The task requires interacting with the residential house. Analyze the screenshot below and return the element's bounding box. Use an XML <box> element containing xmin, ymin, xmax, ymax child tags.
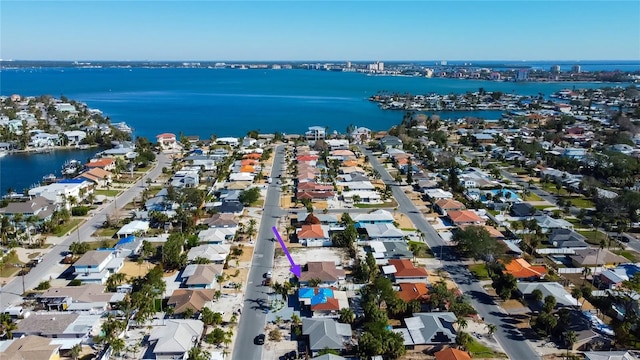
<box><xmin>187</xmin><ymin>244</ymin><xmax>230</xmax><ymax>264</ymax></box>
<box><xmin>342</xmin><ymin>190</ymin><xmax>381</xmax><ymax>204</ymax></box>
<box><xmin>39</xmin><ymin>284</ymin><xmax>124</xmax><ymax>312</ymax></box>
<box><xmin>599</xmin><ymin>264</ymin><xmax>640</xmax><ymax>289</ymax></box>
<box><xmin>325</xmin><ymin>139</ymin><xmax>350</xmax><ymax>151</ymax></box>
<box><xmin>393</xmin><ymin>312</ymin><xmax>457</xmax><ymax>347</ymax></box>
<box><xmin>434</xmin><ymin>199</ymin><xmax>465</xmax><ymax>215</ymax></box>
<box><xmin>354</xmin><ymin>209</ymin><xmax>394</xmax><ymax>226</ymax></box>
<box><xmin>387</xmin><ymin>259</ymin><xmax>429</xmax><ymax>283</ymax></box>
<box><xmin>149</xmin><ymin>320</ymin><xmax>204</xmax><ymax>360</ymax></box>
<box><xmin>156</xmin><ymin>133</ymin><xmax>179</xmax><ymax>151</ymax></box>
<box><xmin>300</xmin><ymin>262</ymin><xmax>346</xmax><ymax>286</ymax></box>
<box><xmin>28</xmin><ymin>180</ymin><xmax>92</xmax><ymax>209</ymax></box>
<box><xmin>380</xmin><ymin>135</ymin><xmax>403</xmax><ymax>150</ymax></box>
<box><xmin>547</xmin><ymin>228</ymin><xmax>589</xmax><ymax>249</ymax></box>
<box><xmin>85</xmin><ymin>158</ymin><xmax>116</xmax><ymax>171</ymax></box>
<box><xmin>569</xmin><ymin>248</ymin><xmax>628</xmax><ymax>267</ymax></box>
<box><xmin>302</xmin><ymin>318</ymin><xmax>352</xmax><ymax>356</ymax></box>
<box><xmin>363</xmin><ymin>223</ymin><xmax>404</xmax><ymax>241</ymax></box>
<box><xmin>446</xmin><ymin>210</ymin><xmax>485</xmax><ymax>226</ymax></box>
<box><xmin>181</xmin><ymin>264</ymin><xmax>224</xmax><ymax>289</ymax></box>
<box><xmin>63</xmin><ymin>130</ymin><xmax>87</xmax><ymax>144</ymax></box>
<box><xmin>116</xmin><ymin>220</ymin><xmax>149</xmax><ymax>238</ymax></box>
<box><xmin>1</xmin><ymin>196</ymin><xmax>54</xmax><ymax>221</ymax></box>
<box><xmin>503</xmin><ymin>258</ymin><xmax>547</xmax><ymax>280</ymax></box>
<box><xmin>297</xmin><ymin>224</ymin><xmax>332</xmax><ymax>247</ymax></box>
<box><xmin>170</xmin><ymin>169</ymin><xmax>199</xmax><ymax>188</ymax></box>
<box><xmin>298</xmin><ymin>287</ymin><xmax>349</xmax><ymax>318</ymax></box>
<box><xmin>14</xmin><ymin>313</ymin><xmax>101</xmax><ymax>341</ymax></box>
<box><xmin>216</xmin><ymin>137</ymin><xmax>239</xmax><ymax>147</ymax></box>
<box><xmin>510</xmin><ymin>203</ymin><xmax>536</xmax><ymax>218</ymax></box>
<box><xmin>424</xmin><ymin>188</ymin><xmax>454</xmax><ymax>201</ymax></box>
<box><xmin>435</xmin><ymin>348</ymin><xmax>472</xmax><ymax>360</ymax></box>
<box><xmin>76</xmin><ymin>168</ymin><xmax>112</xmax><ymax>187</ymax></box>
<box><xmin>297</xmin><ymin>190</ymin><xmax>336</xmax><ymax>202</ymax></box>
<box><xmin>167</xmin><ymin>289</ymin><xmax>216</xmax><ymax>314</ymax></box>
<box><xmin>73</xmin><ymin>250</ymin><xmax>124</xmax><ymax>284</ymax></box>
<box><xmin>0</xmin><ymin>335</ymin><xmax>61</xmax><ymax>360</ymax></box>
<box><xmin>312</xmin><ymin>355</ymin><xmax>346</xmax><ymax>360</ymax></box>
<box><xmin>350</xmin><ymin>126</ymin><xmax>372</xmax><ymax>144</ymax></box>
<box><xmin>198</xmin><ymin>226</ymin><xmax>236</xmax><ymax>243</ymax></box>
<box><xmin>305</xmin><ymin>126</ymin><xmax>326</xmax><ymax>141</ymax></box>
<box><xmin>397</xmin><ymin>283</ymin><xmax>430</xmax><ymax>303</ymax></box>
<box><xmin>517</xmin><ymin>282</ymin><xmax>578</xmax><ymax>308</ymax></box>
<box><xmin>297</xmin><ymin>212</ymin><xmax>339</xmax><ymax>226</ymax></box>
<box><xmin>533</xmin><ymin>215</ymin><xmax>574</xmax><ymax>233</ymax></box>
<box><xmin>215</xmin><ymin>200</ymin><xmax>244</xmax><ymax>215</ymax></box>
<box><xmin>202</xmin><ymin>213</ymin><xmax>238</xmax><ymax>228</ymax></box>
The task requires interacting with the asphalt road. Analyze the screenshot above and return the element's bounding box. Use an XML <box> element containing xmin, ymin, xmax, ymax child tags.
<box><xmin>0</xmin><ymin>152</ymin><xmax>171</xmax><ymax>311</ymax></box>
<box><xmin>362</xmin><ymin>146</ymin><xmax>541</xmax><ymax>360</ymax></box>
<box><xmin>233</xmin><ymin>144</ymin><xmax>286</xmax><ymax>360</ymax></box>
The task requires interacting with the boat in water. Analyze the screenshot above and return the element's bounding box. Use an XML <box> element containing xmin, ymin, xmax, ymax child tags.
<box><xmin>62</xmin><ymin>159</ymin><xmax>83</xmax><ymax>177</ymax></box>
<box><xmin>42</xmin><ymin>173</ymin><xmax>58</xmax><ymax>184</ymax></box>
<box><xmin>0</xmin><ymin>150</ymin><xmax>7</xmax><ymax>158</ymax></box>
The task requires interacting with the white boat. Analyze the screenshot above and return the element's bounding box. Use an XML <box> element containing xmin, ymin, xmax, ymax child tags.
<box><xmin>0</xmin><ymin>150</ymin><xmax>7</xmax><ymax>158</ymax></box>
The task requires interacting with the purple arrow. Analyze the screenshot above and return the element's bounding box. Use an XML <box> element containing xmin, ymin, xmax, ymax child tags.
<box><xmin>272</xmin><ymin>226</ymin><xmax>301</xmax><ymax>277</ymax></box>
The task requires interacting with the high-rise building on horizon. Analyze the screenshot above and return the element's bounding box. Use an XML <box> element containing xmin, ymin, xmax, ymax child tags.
<box><xmin>571</xmin><ymin>65</ymin><xmax>581</xmax><ymax>73</ymax></box>
<box><xmin>550</xmin><ymin>65</ymin><xmax>561</xmax><ymax>74</ymax></box>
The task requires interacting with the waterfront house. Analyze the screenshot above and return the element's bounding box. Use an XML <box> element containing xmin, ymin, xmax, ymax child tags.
<box><xmin>73</xmin><ymin>250</ymin><xmax>124</xmax><ymax>284</ymax></box>
<box><xmin>387</xmin><ymin>259</ymin><xmax>429</xmax><ymax>283</ymax></box>
<box><xmin>77</xmin><ymin>168</ymin><xmax>112</xmax><ymax>187</ymax></box>
<box><xmin>299</xmin><ymin>261</ymin><xmax>346</xmax><ymax>286</ymax></box>
<box><xmin>63</xmin><ymin>130</ymin><xmax>87</xmax><ymax>144</ymax></box>
<box><xmin>393</xmin><ymin>312</ymin><xmax>457</xmax><ymax>347</ymax></box>
<box><xmin>0</xmin><ymin>335</ymin><xmax>61</xmax><ymax>360</ymax></box>
<box><xmin>149</xmin><ymin>319</ymin><xmax>204</xmax><ymax>360</ymax></box>
<box><xmin>351</xmin><ymin>126</ymin><xmax>372</xmax><ymax>143</ymax></box>
<box><xmin>85</xmin><ymin>158</ymin><xmax>116</xmax><ymax>171</ymax></box>
<box><xmin>216</xmin><ymin>137</ymin><xmax>239</xmax><ymax>146</ymax></box>
<box><xmin>156</xmin><ymin>133</ymin><xmax>179</xmax><ymax>151</ymax></box>
<box><xmin>181</xmin><ymin>264</ymin><xmax>223</xmax><ymax>289</ymax></box>
<box><xmin>305</xmin><ymin>126</ymin><xmax>326</xmax><ymax>141</ymax></box>
<box><xmin>167</xmin><ymin>289</ymin><xmax>216</xmax><ymax>314</ymax></box>
<box><xmin>302</xmin><ymin>318</ymin><xmax>352</xmax><ymax>356</ymax></box>
<box><xmin>28</xmin><ymin>180</ymin><xmax>92</xmax><ymax>209</ymax></box>
<box><xmin>29</xmin><ymin>132</ymin><xmax>60</xmax><ymax>148</ymax></box>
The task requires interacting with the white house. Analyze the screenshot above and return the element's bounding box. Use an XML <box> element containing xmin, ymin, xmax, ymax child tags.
<box><xmin>73</xmin><ymin>250</ymin><xmax>124</xmax><ymax>284</ymax></box>
<box><xmin>63</xmin><ymin>130</ymin><xmax>87</xmax><ymax>144</ymax></box>
<box><xmin>28</xmin><ymin>179</ymin><xmax>92</xmax><ymax>209</ymax></box>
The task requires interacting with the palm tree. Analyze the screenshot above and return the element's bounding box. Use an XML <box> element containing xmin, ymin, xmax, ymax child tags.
<box><xmin>486</xmin><ymin>323</ymin><xmax>497</xmax><ymax>336</ymax></box>
<box><xmin>456</xmin><ymin>317</ymin><xmax>468</xmax><ymax>331</ymax></box>
<box><xmin>247</xmin><ymin>219</ymin><xmax>257</xmax><ymax>240</ymax></box>
<box><xmin>338</xmin><ymin>308</ymin><xmax>355</xmax><ymax>324</ymax></box>
<box><xmin>70</xmin><ymin>344</ymin><xmax>82</xmax><ymax>360</ymax></box>
<box><xmin>564</xmin><ymin>330</ymin><xmax>577</xmax><ymax>356</ymax></box>
<box><xmin>571</xmin><ymin>287</ymin><xmax>583</xmax><ymax>308</ymax></box>
<box><xmin>582</xmin><ymin>267</ymin><xmax>592</xmax><ymax>285</ymax></box>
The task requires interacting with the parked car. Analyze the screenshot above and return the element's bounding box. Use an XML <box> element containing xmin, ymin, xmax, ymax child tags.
<box><xmin>254</xmin><ymin>334</ymin><xmax>266</xmax><ymax>345</ymax></box>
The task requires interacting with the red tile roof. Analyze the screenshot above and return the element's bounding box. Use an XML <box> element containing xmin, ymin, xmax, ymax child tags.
<box><xmin>388</xmin><ymin>259</ymin><xmax>428</xmax><ymax>278</ymax></box>
<box><xmin>447</xmin><ymin>210</ymin><xmax>484</xmax><ymax>225</ymax></box>
<box><xmin>503</xmin><ymin>258</ymin><xmax>547</xmax><ymax>279</ymax></box>
<box><xmin>311</xmin><ymin>297</ymin><xmax>340</xmax><ymax>311</ymax></box>
<box><xmin>298</xmin><ymin>224</ymin><xmax>326</xmax><ymax>239</ymax></box>
<box><xmin>156</xmin><ymin>133</ymin><xmax>176</xmax><ymax>139</ymax></box>
<box><xmin>435</xmin><ymin>199</ymin><xmax>465</xmax><ymax>210</ymax></box>
<box><xmin>85</xmin><ymin>158</ymin><xmax>115</xmax><ymax>168</ymax></box>
<box><xmin>397</xmin><ymin>283</ymin><xmax>429</xmax><ymax>302</ymax></box>
<box><xmin>435</xmin><ymin>348</ymin><xmax>472</xmax><ymax>360</ymax></box>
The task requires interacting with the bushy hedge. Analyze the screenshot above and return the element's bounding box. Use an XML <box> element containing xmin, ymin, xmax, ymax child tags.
<box><xmin>71</xmin><ymin>206</ymin><xmax>89</xmax><ymax>216</ymax></box>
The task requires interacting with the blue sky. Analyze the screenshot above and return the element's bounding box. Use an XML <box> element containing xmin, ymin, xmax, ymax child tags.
<box><xmin>2</xmin><ymin>1</ymin><xmax>639</xmax><ymax>61</ymax></box>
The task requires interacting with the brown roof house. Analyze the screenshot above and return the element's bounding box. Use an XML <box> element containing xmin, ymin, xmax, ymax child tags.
<box><xmin>446</xmin><ymin>210</ymin><xmax>485</xmax><ymax>226</ymax></box>
<box><xmin>202</xmin><ymin>213</ymin><xmax>238</xmax><ymax>228</ymax></box>
<box><xmin>14</xmin><ymin>313</ymin><xmax>101</xmax><ymax>339</ymax></box>
<box><xmin>387</xmin><ymin>259</ymin><xmax>429</xmax><ymax>283</ymax></box>
<box><xmin>181</xmin><ymin>264</ymin><xmax>224</xmax><ymax>289</ymax></box>
<box><xmin>167</xmin><ymin>289</ymin><xmax>216</xmax><ymax>314</ymax></box>
<box><xmin>39</xmin><ymin>283</ymin><xmax>123</xmax><ymax>312</ymax></box>
<box><xmin>76</xmin><ymin>168</ymin><xmax>112</xmax><ymax>187</ymax></box>
<box><xmin>299</xmin><ymin>261</ymin><xmax>346</xmax><ymax>286</ymax></box>
<box><xmin>434</xmin><ymin>199</ymin><xmax>465</xmax><ymax>215</ymax></box>
<box><xmin>0</xmin><ymin>335</ymin><xmax>61</xmax><ymax>360</ymax></box>
<box><xmin>569</xmin><ymin>248</ymin><xmax>629</xmax><ymax>267</ymax></box>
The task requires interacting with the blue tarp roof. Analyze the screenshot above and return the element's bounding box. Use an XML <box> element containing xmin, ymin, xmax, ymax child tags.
<box><xmin>299</xmin><ymin>288</ymin><xmax>315</xmax><ymax>299</ymax></box>
<box><xmin>116</xmin><ymin>235</ymin><xmax>135</xmax><ymax>246</ymax></box>
<box><xmin>310</xmin><ymin>293</ymin><xmax>328</xmax><ymax>306</ymax></box>
<box><xmin>317</xmin><ymin>288</ymin><xmax>333</xmax><ymax>297</ymax></box>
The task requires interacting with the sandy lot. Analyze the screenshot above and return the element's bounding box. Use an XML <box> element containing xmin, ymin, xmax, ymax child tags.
<box><xmin>394</xmin><ymin>213</ymin><xmax>416</xmax><ymax>229</ymax></box>
<box><xmin>119</xmin><ymin>259</ymin><xmax>152</xmax><ymax>278</ymax></box>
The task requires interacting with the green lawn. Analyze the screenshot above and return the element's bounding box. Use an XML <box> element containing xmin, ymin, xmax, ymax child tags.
<box><xmin>401</xmin><ymin>228</ymin><xmax>417</xmax><ymax>232</ymax></box>
<box><xmin>407</xmin><ymin>241</ymin><xmax>434</xmax><ymax>258</ymax></box>
<box><xmin>54</xmin><ymin>219</ymin><xmax>83</xmax><ymax>237</ymax></box>
<box><xmin>94</xmin><ymin>189</ymin><xmax>120</xmax><ymax>197</ymax></box>
<box><xmin>0</xmin><ymin>251</ymin><xmax>23</xmax><ymax>277</ymax></box>
<box><xmin>354</xmin><ymin>199</ymin><xmax>398</xmax><ymax>209</ymax></box>
<box><xmin>84</xmin><ymin>239</ymin><xmax>119</xmax><ymax>250</ymax></box>
<box><xmin>93</xmin><ymin>228</ymin><xmax>118</xmax><ymax>238</ymax></box>
<box><xmin>467</xmin><ymin>338</ymin><xmax>506</xmax><ymax>358</ymax></box>
<box><xmin>613</xmin><ymin>250</ymin><xmax>639</xmax><ymax>262</ymax></box>
<box><xmin>522</xmin><ymin>192</ymin><xmax>543</xmax><ymax>201</ymax></box>
<box><xmin>563</xmin><ymin>196</ymin><xmax>595</xmax><ymax>209</ymax></box>
<box><xmin>540</xmin><ymin>182</ymin><xmax>570</xmax><ymax>196</ymax></box>
<box><xmin>577</xmin><ymin>230</ymin><xmax>609</xmax><ymax>245</ymax></box>
<box><xmin>468</xmin><ymin>263</ymin><xmax>490</xmax><ymax>280</ymax></box>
